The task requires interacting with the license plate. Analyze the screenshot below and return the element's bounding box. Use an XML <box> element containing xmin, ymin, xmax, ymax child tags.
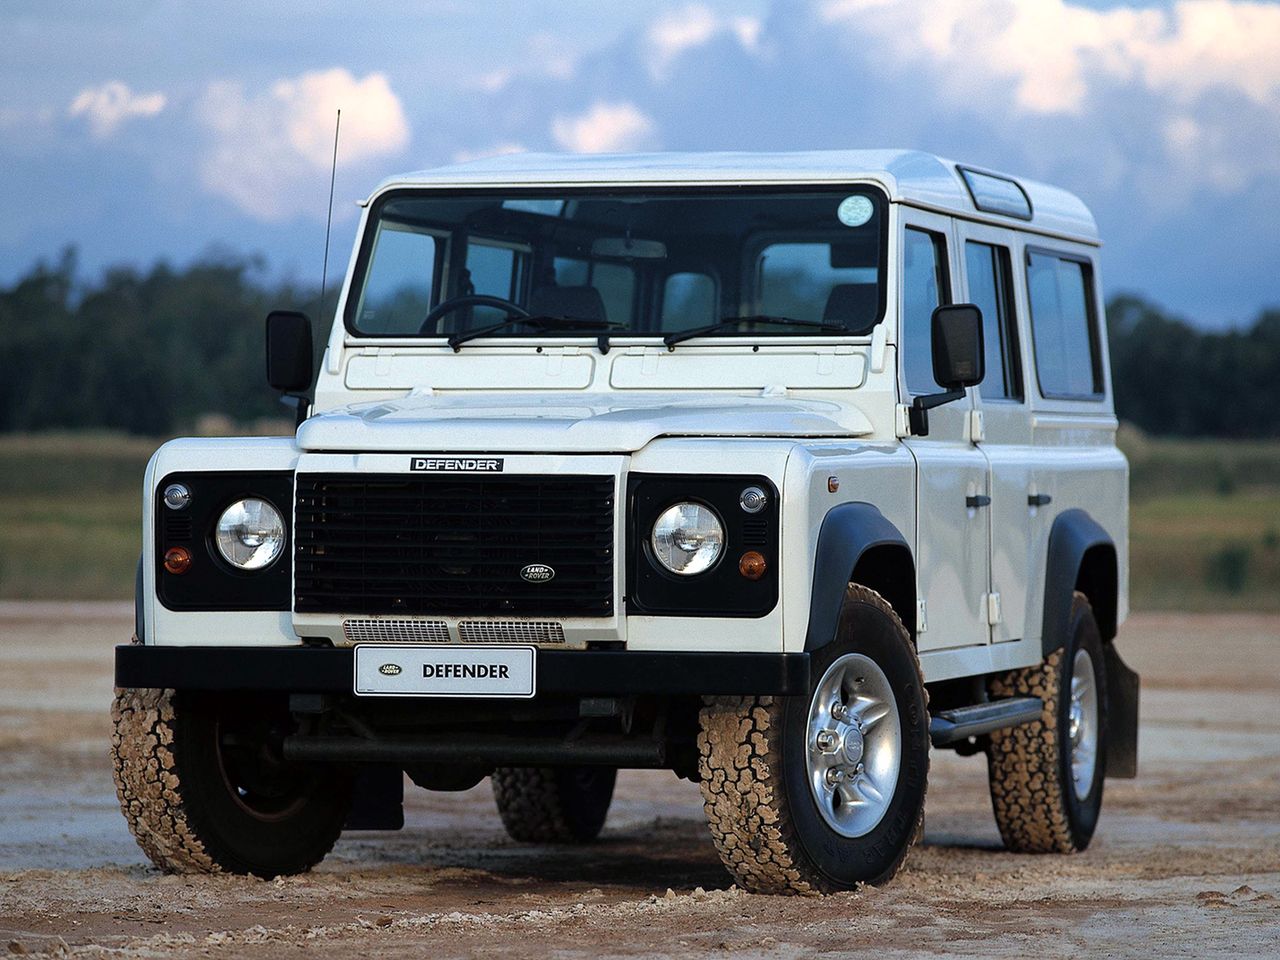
<box><xmin>353</xmin><ymin>644</ymin><xmax>536</xmax><ymax>698</ymax></box>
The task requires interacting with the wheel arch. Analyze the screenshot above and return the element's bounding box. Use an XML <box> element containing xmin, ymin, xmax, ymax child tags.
<box><xmin>1042</xmin><ymin>508</ymin><xmax>1118</xmax><ymax>657</ymax></box>
<box><xmin>804</xmin><ymin>502</ymin><xmax>916</xmax><ymax>651</ymax></box>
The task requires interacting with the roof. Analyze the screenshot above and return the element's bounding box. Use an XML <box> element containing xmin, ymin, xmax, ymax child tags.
<box><xmin>370</xmin><ymin>149</ymin><xmax>1099</xmax><ymax>244</ymax></box>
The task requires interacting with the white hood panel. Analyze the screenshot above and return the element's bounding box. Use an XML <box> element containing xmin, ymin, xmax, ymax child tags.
<box><xmin>297</xmin><ymin>391</ymin><xmax>872</xmax><ymax>453</ymax></box>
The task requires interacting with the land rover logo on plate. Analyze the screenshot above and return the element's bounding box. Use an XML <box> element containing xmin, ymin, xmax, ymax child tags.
<box><xmin>379</xmin><ymin>663</ymin><xmax>403</xmax><ymax>676</ymax></box>
<box><xmin>520</xmin><ymin>563</ymin><xmax>555</xmax><ymax>583</ymax></box>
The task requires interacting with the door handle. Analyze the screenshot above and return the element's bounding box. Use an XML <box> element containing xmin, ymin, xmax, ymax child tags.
<box><xmin>1028</xmin><ymin>493</ymin><xmax>1052</xmax><ymax>507</ymax></box>
<box><xmin>966</xmin><ymin>494</ymin><xmax>991</xmax><ymax>509</ymax></box>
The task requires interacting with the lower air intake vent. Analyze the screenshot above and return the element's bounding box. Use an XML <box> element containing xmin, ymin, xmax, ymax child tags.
<box><xmin>458</xmin><ymin>621</ymin><xmax>566</xmax><ymax>644</ymax></box>
<box><xmin>343</xmin><ymin>619</ymin><xmax>451</xmax><ymax>644</ymax></box>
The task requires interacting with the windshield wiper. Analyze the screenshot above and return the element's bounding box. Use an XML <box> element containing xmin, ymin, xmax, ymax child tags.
<box><xmin>662</xmin><ymin>315</ymin><xmax>848</xmax><ymax>349</ymax></box>
<box><xmin>448</xmin><ymin>315</ymin><xmax>625</xmax><ymax>352</ymax></box>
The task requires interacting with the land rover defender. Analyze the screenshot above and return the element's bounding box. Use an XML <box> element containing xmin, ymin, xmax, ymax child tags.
<box><xmin>112</xmin><ymin>150</ymin><xmax>1139</xmax><ymax>893</ymax></box>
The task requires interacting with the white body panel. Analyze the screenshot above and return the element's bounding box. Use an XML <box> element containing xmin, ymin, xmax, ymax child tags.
<box><xmin>141</xmin><ymin>150</ymin><xmax>1127</xmax><ymax>691</ymax></box>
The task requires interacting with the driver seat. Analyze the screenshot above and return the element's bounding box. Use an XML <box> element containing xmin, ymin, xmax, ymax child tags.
<box><xmin>528</xmin><ymin>285</ymin><xmax>608</xmax><ymax>322</ymax></box>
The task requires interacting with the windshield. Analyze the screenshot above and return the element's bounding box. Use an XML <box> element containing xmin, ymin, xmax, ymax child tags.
<box><xmin>346</xmin><ymin>186</ymin><xmax>887</xmax><ymax>340</ymax></box>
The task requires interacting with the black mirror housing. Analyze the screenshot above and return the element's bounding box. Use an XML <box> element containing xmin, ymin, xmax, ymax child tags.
<box><xmin>266</xmin><ymin>310</ymin><xmax>314</xmax><ymax>393</ymax></box>
<box><xmin>931</xmin><ymin>303</ymin><xmax>985</xmax><ymax>390</ymax></box>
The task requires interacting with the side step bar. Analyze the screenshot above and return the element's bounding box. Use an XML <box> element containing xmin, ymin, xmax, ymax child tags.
<box><xmin>929</xmin><ymin>697</ymin><xmax>1043</xmax><ymax>746</ymax></box>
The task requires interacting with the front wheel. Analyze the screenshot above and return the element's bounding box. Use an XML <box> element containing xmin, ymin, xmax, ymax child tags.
<box><xmin>986</xmin><ymin>591</ymin><xmax>1108</xmax><ymax>853</ymax></box>
<box><xmin>111</xmin><ymin>688</ymin><xmax>352</xmax><ymax>877</ymax></box>
<box><xmin>697</xmin><ymin>584</ymin><xmax>929</xmax><ymax>894</ymax></box>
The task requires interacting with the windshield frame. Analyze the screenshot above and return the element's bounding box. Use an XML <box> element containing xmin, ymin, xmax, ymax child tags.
<box><xmin>341</xmin><ymin>182</ymin><xmax>891</xmax><ymax>342</ymax></box>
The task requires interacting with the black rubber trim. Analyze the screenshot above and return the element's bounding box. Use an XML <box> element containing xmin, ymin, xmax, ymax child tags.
<box><xmin>1041</xmin><ymin>508</ymin><xmax>1117</xmax><ymax>656</ymax></box>
<box><xmin>804</xmin><ymin>502</ymin><xmax>913</xmax><ymax>650</ymax></box>
<box><xmin>116</xmin><ymin>645</ymin><xmax>809</xmax><ymax>697</ymax></box>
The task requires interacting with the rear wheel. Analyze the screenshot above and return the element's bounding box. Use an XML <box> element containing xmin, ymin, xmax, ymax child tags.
<box><xmin>697</xmin><ymin>584</ymin><xmax>929</xmax><ymax>894</ymax></box>
<box><xmin>111</xmin><ymin>688</ymin><xmax>352</xmax><ymax>877</ymax></box>
<box><xmin>986</xmin><ymin>591</ymin><xmax>1108</xmax><ymax>853</ymax></box>
<box><xmin>490</xmin><ymin>766</ymin><xmax>617</xmax><ymax>842</ymax></box>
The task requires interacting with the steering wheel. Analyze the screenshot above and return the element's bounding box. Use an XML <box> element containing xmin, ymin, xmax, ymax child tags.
<box><xmin>419</xmin><ymin>294</ymin><xmax>529</xmax><ymax>334</ymax></box>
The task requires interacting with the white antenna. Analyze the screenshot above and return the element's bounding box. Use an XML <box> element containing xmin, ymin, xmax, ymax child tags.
<box><xmin>319</xmin><ymin>109</ymin><xmax>341</xmax><ymax>320</ymax></box>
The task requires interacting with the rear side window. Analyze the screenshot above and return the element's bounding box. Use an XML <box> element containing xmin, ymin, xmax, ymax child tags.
<box><xmin>1026</xmin><ymin>251</ymin><xmax>1102</xmax><ymax>398</ymax></box>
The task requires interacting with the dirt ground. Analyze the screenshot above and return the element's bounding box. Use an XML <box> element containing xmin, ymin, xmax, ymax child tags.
<box><xmin>1</xmin><ymin>604</ymin><xmax>1277</xmax><ymax>958</ymax></box>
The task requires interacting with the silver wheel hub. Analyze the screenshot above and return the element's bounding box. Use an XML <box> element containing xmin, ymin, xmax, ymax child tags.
<box><xmin>805</xmin><ymin>653</ymin><xmax>901</xmax><ymax>838</ymax></box>
<box><xmin>1068</xmin><ymin>648</ymin><xmax>1099</xmax><ymax>800</ymax></box>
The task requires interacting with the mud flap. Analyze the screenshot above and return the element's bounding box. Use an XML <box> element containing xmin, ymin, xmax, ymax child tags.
<box><xmin>344</xmin><ymin>763</ymin><xmax>405</xmax><ymax>831</ymax></box>
<box><xmin>1104</xmin><ymin>645</ymin><xmax>1140</xmax><ymax>779</ymax></box>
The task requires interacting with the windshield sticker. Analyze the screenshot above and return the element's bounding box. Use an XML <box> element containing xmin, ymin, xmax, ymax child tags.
<box><xmin>837</xmin><ymin>195</ymin><xmax>874</xmax><ymax>227</ymax></box>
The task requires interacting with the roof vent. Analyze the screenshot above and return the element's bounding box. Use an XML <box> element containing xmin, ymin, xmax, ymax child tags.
<box><xmin>957</xmin><ymin>167</ymin><xmax>1032</xmax><ymax>221</ymax></box>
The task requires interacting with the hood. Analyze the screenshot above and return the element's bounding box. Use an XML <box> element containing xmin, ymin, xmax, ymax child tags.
<box><xmin>297</xmin><ymin>391</ymin><xmax>873</xmax><ymax>453</ymax></box>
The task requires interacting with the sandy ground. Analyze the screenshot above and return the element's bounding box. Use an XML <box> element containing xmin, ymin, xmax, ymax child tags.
<box><xmin>0</xmin><ymin>603</ymin><xmax>1277</xmax><ymax>958</ymax></box>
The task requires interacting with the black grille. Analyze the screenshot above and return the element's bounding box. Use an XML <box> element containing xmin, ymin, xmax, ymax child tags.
<box><xmin>294</xmin><ymin>474</ymin><xmax>614</xmax><ymax>616</ymax></box>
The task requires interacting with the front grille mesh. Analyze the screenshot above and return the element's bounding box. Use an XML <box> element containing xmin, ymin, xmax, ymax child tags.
<box><xmin>343</xmin><ymin>619</ymin><xmax>451</xmax><ymax>644</ymax></box>
<box><xmin>295</xmin><ymin>474</ymin><xmax>614</xmax><ymax>617</ymax></box>
<box><xmin>458</xmin><ymin>620</ymin><xmax>566</xmax><ymax>644</ymax></box>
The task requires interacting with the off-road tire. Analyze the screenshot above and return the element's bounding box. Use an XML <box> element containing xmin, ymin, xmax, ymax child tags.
<box><xmin>697</xmin><ymin>584</ymin><xmax>930</xmax><ymax>894</ymax></box>
<box><xmin>986</xmin><ymin>591</ymin><xmax>1108</xmax><ymax>853</ymax></box>
<box><xmin>491</xmin><ymin>766</ymin><xmax>617</xmax><ymax>843</ymax></box>
<box><xmin>111</xmin><ymin>687</ymin><xmax>352</xmax><ymax>877</ymax></box>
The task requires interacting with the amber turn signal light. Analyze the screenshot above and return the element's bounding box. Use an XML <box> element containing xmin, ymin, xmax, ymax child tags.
<box><xmin>164</xmin><ymin>546</ymin><xmax>192</xmax><ymax>575</ymax></box>
<box><xmin>738</xmin><ymin>550</ymin><xmax>767</xmax><ymax>581</ymax></box>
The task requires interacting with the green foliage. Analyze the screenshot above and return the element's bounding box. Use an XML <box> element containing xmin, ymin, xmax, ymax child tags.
<box><xmin>0</xmin><ymin>248</ymin><xmax>333</xmax><ymax>436</ymax></box>
<box><xmin>1205</xmin><ymin>544</ymin><xmax>1252</xmax><ymax>594</ymax></box>
<box><xmin>1107</xmin><ymin>294</ymin><xmax>1280</xmax><ymax>438</ymax></box>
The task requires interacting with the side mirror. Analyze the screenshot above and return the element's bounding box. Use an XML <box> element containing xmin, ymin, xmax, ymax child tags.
<box><xmin>908</xmin><ymin>303</ymin><xmax>984</xmax><ymax>436</ymax></box>
<box><xmin>265</xmin><ymin>310</ymin><xmax>313</xmax><ymax>393</ymax></box>
<box><xmin>931</xmin><ymin>303</ymin><xmax>985</xmax><ymax>390</ymax></box>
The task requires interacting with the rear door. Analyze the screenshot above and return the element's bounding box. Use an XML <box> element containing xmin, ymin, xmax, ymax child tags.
<box><xmin>955</xmin><ymin>221</ymin><xmax>1035</xmax><ymax>645</ymax></box>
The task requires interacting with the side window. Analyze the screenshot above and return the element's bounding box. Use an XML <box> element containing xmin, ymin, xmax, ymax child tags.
<box><xmin>355</xmin><ymin>225</ymin><xmax>439</xmax><ymax>334</ymax></box>
<box><xmin>902</xmin><ymin>228</ymin><xmax>949</xmax><ymax>396</ymax></box>
<box><xmin>757</xmin><ymin>242</ymin><xmax>880</xmax><ymax>332</ymax></box>
<box><xmin>964</xmin><ymin>241</ymin><xmax>1022</xmax><ymax>401</ymax></box>
<box><xmin>1026</xmin><ymin>251</ymin><xmax>1102</xmax><ymax>398</ymax></box>
<box><xmin>661</xmin><ymin>272</ymin><xmax>716</xmax><ymax>331</ymax></box>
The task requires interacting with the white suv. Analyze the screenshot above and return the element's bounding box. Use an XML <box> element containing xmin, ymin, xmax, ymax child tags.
<box><xmin>112</xmin><ymin>150</ymin><xmax>1138</xmax><ymax>893</ymax></box>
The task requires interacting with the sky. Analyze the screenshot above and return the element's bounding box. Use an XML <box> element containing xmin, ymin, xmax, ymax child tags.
<box><xmin>2</xmin><ymin>0</ymin><xmax>1278</xmax><ymax>329</ymax></box>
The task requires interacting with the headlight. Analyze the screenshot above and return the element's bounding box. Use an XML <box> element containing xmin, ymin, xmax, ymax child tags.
<box><xmin>215</xmin><ymin>498</ymin><xmax>285</xmax><ymax>570</ymax></box>
<box><xmin>651</xmin><ymin>502</ymin><xmax>724</xmax><ymax>576</ymax></box>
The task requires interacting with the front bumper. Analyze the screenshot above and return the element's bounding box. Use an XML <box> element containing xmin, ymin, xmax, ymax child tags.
<box><xmin>115</xmin><ymin>645</ymin><xmax>810</xmax><ymax>697</ymax></box>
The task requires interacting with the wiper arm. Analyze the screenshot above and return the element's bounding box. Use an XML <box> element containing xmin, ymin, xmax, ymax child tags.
<box><xmin>448</xmin><ymin>315</ymin><xmax>624</xmax><ymax>352</ymax></box>
<box><xmin>662</xmin><ymin>315</ymin><xmax>848</xmax><ymax>348</ymax></box>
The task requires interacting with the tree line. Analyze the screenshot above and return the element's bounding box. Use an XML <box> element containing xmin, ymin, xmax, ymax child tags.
<box><xmin>1</xmin><ymin>249</ymin><xmax>1276</xmax><ymax>438</ymax></box>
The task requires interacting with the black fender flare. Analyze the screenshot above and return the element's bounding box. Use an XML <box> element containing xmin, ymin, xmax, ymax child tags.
<box><xmin>1041</xmin><ymin>509</ymin><xmax>1117</xmax><ymax>658</ymax></box>
<box><xmin>804</xmin><ymin>502</ymin><xmax>914</xmax><ymax>651</ymax></box>
<box><xmin>1042</xmin><ymin>509</ymin><xmax>1137</xmax><ymax>779</ymax></box>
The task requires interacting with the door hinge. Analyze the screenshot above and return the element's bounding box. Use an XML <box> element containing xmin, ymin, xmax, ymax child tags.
<box><xmin>916</xmin><ymin>599</ymin><xmax>928</xmax><ymax>633</ymax></box>
<box><xmin>985</xmin><ymin>592</ymin><xmax>1003</xmax><ymax>625</ymax></box>
<box><xmin>967</xmin><ymin>408</ymin><xmax>985</xmax><ymax>443</ymax></box>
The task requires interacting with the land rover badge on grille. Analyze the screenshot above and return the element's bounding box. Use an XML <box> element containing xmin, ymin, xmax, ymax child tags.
<box><xmin>519</xmin><ymin>563</ymin><xmax>555</xmax><ymax>583</ymax></box>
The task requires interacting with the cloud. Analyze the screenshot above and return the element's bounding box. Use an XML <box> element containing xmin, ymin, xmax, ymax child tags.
<box><xmin>68</xmin><ymin>82</ymin><xmax>166</xmax><ymax>137</ymax></box>
<box><xmin>197</xmin><ymin>68</ymin><xmax>409</xmax><ymax>220</ymax></box>
<box><xmin>817</xmin><ymin>0</ymin><xmax>1280</xmax><ymax>117</ymax></box>
<box><xmin>644</xmin><ymin>4</ymin><xmax>763</xmax><ymax>80</ymax></box>
<box><xmin>551</xmin><ymin>101</ymin><xmax>658</xmax><ymax>153</ymax></box>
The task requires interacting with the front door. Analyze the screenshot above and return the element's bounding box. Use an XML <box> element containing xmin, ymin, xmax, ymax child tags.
<box><xmin>899</xmin><ymin>211</ymin><xmax>991</xmax><ymax>653</ymax></box>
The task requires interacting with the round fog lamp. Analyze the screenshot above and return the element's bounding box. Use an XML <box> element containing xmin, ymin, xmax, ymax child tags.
<box><xmin>651</xmin><ymin>502</ymin><xmax>724</xmax><ymax>576</ymax></box>
<box><xmin>215</xmin><ymin>498</ymin><xmax>285</xmax><ymax>570</ymax></box>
